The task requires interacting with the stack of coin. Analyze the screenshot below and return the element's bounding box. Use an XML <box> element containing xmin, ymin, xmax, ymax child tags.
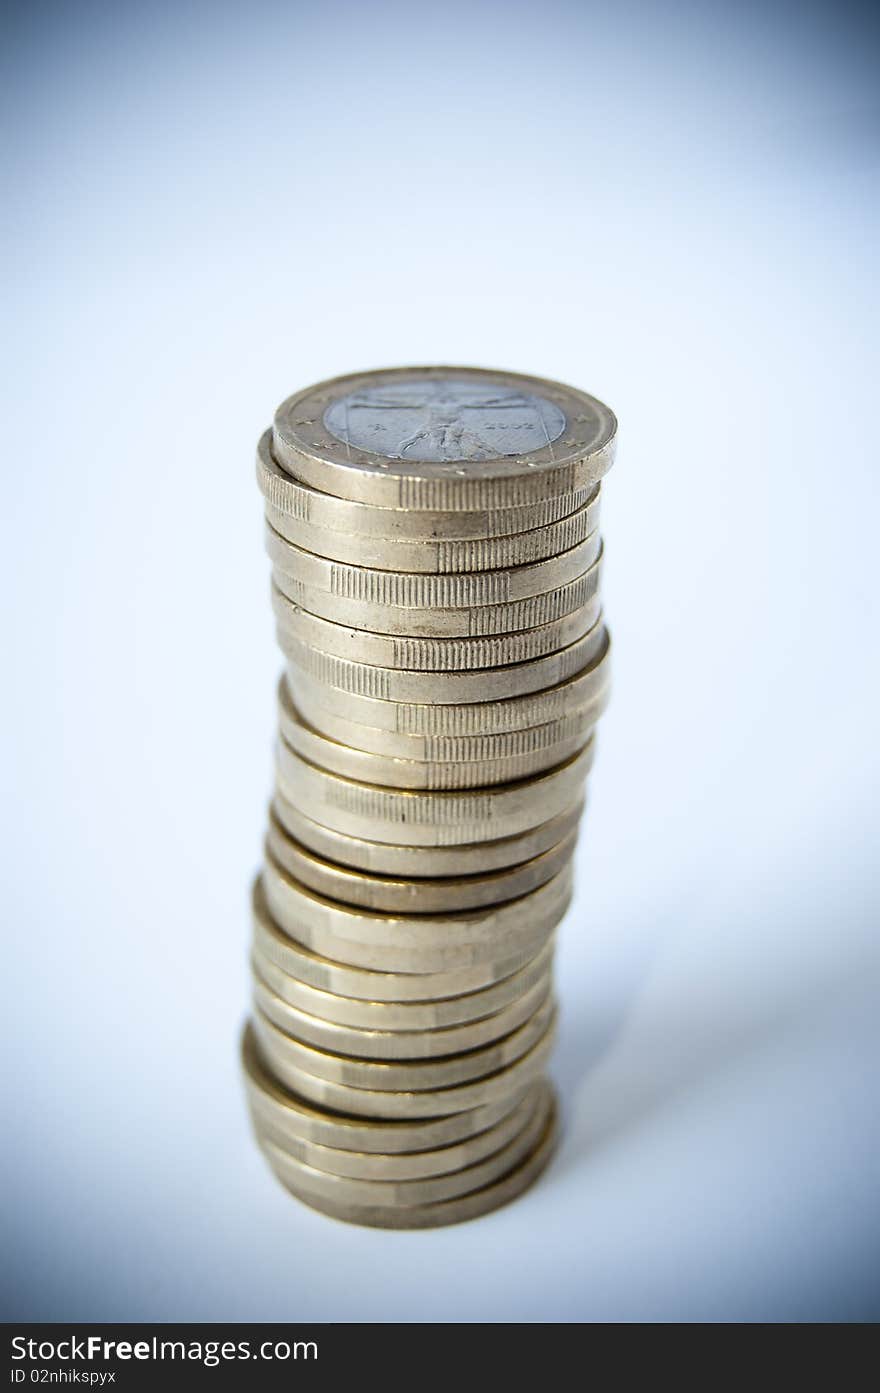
<box><xmin>244</xmin><ymin>367</ymin><xmax>617</xmax><ymax>1228</ymax></box>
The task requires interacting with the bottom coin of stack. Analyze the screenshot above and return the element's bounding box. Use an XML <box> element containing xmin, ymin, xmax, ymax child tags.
<box><xmin>244</xmin><ymin>365</ymin><xmax>617</xmax><ymax>1226</ymax></box>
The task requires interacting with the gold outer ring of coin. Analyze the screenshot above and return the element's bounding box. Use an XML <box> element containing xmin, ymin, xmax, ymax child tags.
<box><xmin>280</xmin><ymin>618</ymin><xmax>606</xmax><ymax>706</ymax></box>
<box><xmin>274</xmin><ymin>741</ymin><xmax>595</xmax><ymax>846</ymax></box>
<box><xmin>264</xmin><ymin>488</ymin><xmax>601</xmax><ymax>572</ymax></box>
<box><xmin>257</xmin><ymin>904</ymin><xmax>559</xmax><ymax>976</ymax></box>
<box><xmin>271</xmin><ymin>366</ymin><xmax>616</xmax><ymax>509</ymax></box>
<box><xmin>272</xmin><ymin>550</ymin><xmax>603</xmax><ymax>638</ymax></box>
<box><xmin>254</xmin><ymin>1017</ymin><xmax>557</xmax><ymax>1119</ymax></box>
<box><xmin>251</xmin><ymin>878</ymin><xmax>551</xmax><ymax>1002</ymax></box>
<box><xmin>266</xmin><ymin>521</ymin><xmax>602</xmax><ymax>609</ymax></box>
<box><xmin>261</xmin><ymin>852</ymin><xmax>573</xmax><ymax>950</ymax></box>
<box><xmin>242</xmin><ymin>1024</ymin><xmax>535</xmax><ymax>1154</ymax></box>
<box><xmin>246</xmin><ymin>1058</ymin><xmax>550</xmax><ymax>1180</ymax></box>
<box><xmin>271</xmin><ymin>580</ymin><xmax>602</xmax><ymax>671</ymax></box>
<box><xmin>271</xmin><ymin>792</ymin><xmax>585</xmax><ymax>876</ymax></box>
<box><xmin>257</xmin><ymin>429</ymin><xmax>599</xmax><ymax>541</ymax></box>
<box><xmin>259</xmin><ymin>1098</ymin><xmax>559</xmax><ymax>1228</ymax></box>
<box><xmin>265</xmin><ymin>807</ymin><xmax>577</xmax><ymax>912</ymax></box>
<box><xmin>259</xmin><ymin>870</ymin><xmax>570</xmax><ymax>974</ymax></box>
<box><xmin>251</xmin><ymin>957</ymin><xmax>553</xmax><ymax>1060</ymax></box>
<box><xmin>247</xmin><ymin>1086</ymin><xmax>546</xmax><ymax>1183</ymax></box>
<box><xmin>283</xmin><ymin>635</ymin><xmax>610</xmax><ymax>736</ymax></box>
<box><xmin>251</xmin><ymin>1083</ymin><xmax>553</xmax><ymax>1208</ymax></box>
<box><xmin>248</xmin><ymin>1078</ymin><xmax>550</xmax><ymax>1184</ymax></box>
<box><xmin>251</xmin><ymin>936</ymin><xmax>556</xmax><ymax>1032</ymax></box>
<box><xmin>285</xmin><ymin>689</ymin><xmax>608</xmax><ymax>763</ymax></box>
<box><xmin>277</xmin><ymin>690</ymin><xmax>596</xmax><ymax>792</ymax></box>
<box><xmin>252</xmin><ymin>993</ymin><xmax>556</xmax><ymax>1091</ymax></box>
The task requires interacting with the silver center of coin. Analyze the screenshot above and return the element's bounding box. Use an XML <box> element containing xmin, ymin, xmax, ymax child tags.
<box><xmin>323</xmin><ymin>378</ymin><xmax>567</xmax><ymax>462</ymax></box>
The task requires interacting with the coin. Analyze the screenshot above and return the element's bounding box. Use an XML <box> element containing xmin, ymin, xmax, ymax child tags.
<box><xmin>265</xmin><ymin>488</ymin><xmax>600</xmax><ymax>572</ymax></box>
<box><xmin>259</xmin><ymin>861</ymin><xmax>571</xmax><ymax>973</ymax></box>
<box><xmin>259</xmin><ymin>1095</ymin><xmax>559</xmax><ymax>1228</ymax></box>
<box><xmin>252</xmin><ymin>1083</ymin><xmax>552</xmax><ymax>1207</ymax></box>
<box><xmin>252</xmin><ymin>993</ymin><xmax>556</xmax><ymax>1090</ymax></box>
<box><xmin>267</xmin><ymin>522</ymin><xmax>601</xmax><ymax>609</ymax></box>
<box><xmin>242</xmin><ymin>1024</ymin><xmax>533</xmax><ymax>1154</ymax></box>
<box><xmin>252</xmin><ymin>878</ymin><xmax>550</xmax><ymax>1002</ymax></box>
<box><xmin>257</xmin><ymin>901</ymin><xmax>557</xmax><ymax>976</ymax></box>
<box><xmin>257</xmin><ymin>430</ymin><xmax>598</xmax><ymax>540</ymax></box>
<box><xmin>247</xmin><ymin>1053</ymin><xmax>548</xmax><ymax>1179</ymax></box>
<box><xmin>285</xmin><ymin>691</ymin><xmax>608</xmax><ymax>764</ymax></box>
<box><xmin>280</xmin><ymin>620</ymin><xmax>606</xmax><ymax>705</ymax></box>
<box><xmin>251</xmin><ymin>937</ymin><xmax>556</xmax><ymax>1032</ymax></box>
<box><xmin>260</xmin><ymin>1101</ymin><xmax>558</xmax><ymax>1228</ymax></box>
<box><xmin>271</xmin><ymin>792</ymin><xmax>585</xmax><ymax>876</ymax></box>
<box><xmin>254</xmin><ymin>1008</ymin><xmax>556</xmax><ymax>1118</ymax></box>
<box><xmin>283</xmin><ymin>634</ymin><xmax>610</xmax><ymax>735</ymax></box>
<box><xmin>265</xmin><ymin>807</ymin><xmax>577</xmax><ymax>912</ymax></box>
<box><xmin>274</xmin><ymin>741</ymin><xmax>595</xmax><ymax>845</ymax></box>
<box><xmin>251</xmin><ymin>959</ymin><xmax>552</xmax><ymax>1059</ymax></box>
<box><xmin>271</xmin><ymin>366</ymin><xmax>616</xmax><ymax>509</ymax></box>
<box><xmin>271</xmin><ymin>581</ymin><xmax>602</xmax><ymax>671</ymax></box>
<box><xmin>272</xmin><ymin>550</ymin><xmax>603</xmax><ymax>637</ymax></box>
<box><xmin>261</xmin><ymin>853</ymin><xmax>573</xmax><ymax>950</ymax></box>
<box><xmin>277</xmin><ymin>688</ymin><xmax>596</xmax><ymax>791</ymax></box>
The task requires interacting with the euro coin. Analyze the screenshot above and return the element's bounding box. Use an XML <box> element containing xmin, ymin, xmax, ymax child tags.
<box><xmin>251</xmin><ymin>960</ymin><xmax>552</xmax><ymax>1060</ymax></box>
<box><xmin>271</xmin><ymin>366</ymin><xmax>616</xmax><ymax>509</ymax></box>
<box><xmin>265</xmin><ymin>806</ymin><xmax>577</xmax><ymax>911</ymax></box>
<box><xmin>251</xmin><ymin>936</ymin><xmax>556</xmax><ymax>1032</ymax></box>
<box><xmin>258</xmin><ymin>427</ymin><xmax>598</xmax><ymax>539</ymax></box>
<box><xmin>271</xmin><ymin>788</ymin><xmax>585</xmax><ymax>876</ymax></box>
<box><xmin>259</xmin><ymin>1100</ymin><xmax>558</xmax><ymax>1228</ymax></box>
<box><xmin>251</xmin><ymin>1083</ymin><xmax>553</xmax><ymax>1207</ymax></box>
<box><xmin>242</xmin><ymin>1024</ymin><xmax>535</xmax><ymax>1154</ymax></box>
<box><xmin>274</xmin><ymin>740</ymin><xmax>595</xmax><ymax>846</ymax></box>
<box><xmin>272</xmin><ymin>551</ymin><xmax>603</xmax><ymax>637</ymax></box>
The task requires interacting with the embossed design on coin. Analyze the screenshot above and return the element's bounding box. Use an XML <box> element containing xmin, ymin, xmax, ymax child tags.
<box><xmin>323</xmin><ymin>378</ymin><xmax>566</xmax><ymax>462</ymax></box>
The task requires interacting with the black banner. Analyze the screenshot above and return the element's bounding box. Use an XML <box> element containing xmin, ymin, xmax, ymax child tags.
<box><xmin>4</xmin><ymin>1325</ymin><xmax>559</xmax><ymax>1390</ymax></box>
<box><xmin>3</xmin><ymin>1319</ymin><xmax>868</xmax><ymax>1388</ymax></box>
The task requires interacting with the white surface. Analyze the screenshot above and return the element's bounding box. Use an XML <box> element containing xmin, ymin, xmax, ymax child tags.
<box><xmin>3</xmin><ymin>0</ymin><xmax>878</xmax><ymax>1321</ymax></box>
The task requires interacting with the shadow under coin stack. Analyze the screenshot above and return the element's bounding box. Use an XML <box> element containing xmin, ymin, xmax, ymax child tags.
<box><xmin>243</xmin><ymin>367</ymin><xmax>617</xmax><ymax>1227</ymax></box>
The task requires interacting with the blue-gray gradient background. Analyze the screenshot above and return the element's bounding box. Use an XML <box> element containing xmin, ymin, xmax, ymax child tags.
<box><xmin>2</xmin><ymin>0</ymin><xmax>878</xmax><ymax>1323</ymax></box>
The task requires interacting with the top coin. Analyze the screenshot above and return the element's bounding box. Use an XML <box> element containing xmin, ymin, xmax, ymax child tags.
<box><xmin>272</xmin><ymin>366</ymin><xmax>617</xmax><ymax>510</ymax></box>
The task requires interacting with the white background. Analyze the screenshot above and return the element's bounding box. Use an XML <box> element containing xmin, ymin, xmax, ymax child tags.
<box><xmin>3</xmin><ymin>0</ymin><xmax>879</xmax><ymax>1320</ymax></box>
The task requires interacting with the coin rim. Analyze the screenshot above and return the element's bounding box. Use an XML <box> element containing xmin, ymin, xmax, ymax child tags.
<box><xmin>265</xmin><ymin>807</ymin><xmax>577</xmax><ymax>912</ymax></box>
<box><xmin>252</xmin><ymin>878</ymin><xmax>552</xmax><ymax>1001</ymax></box>
<box><xmin>251</xmin><ymin>957</ymin><xmax>553</xmax><ymax>1059</ymax></box>
<box><xmin>271</xmin><ymin>366</ymin><xmax>616</xmax><ymax>508</ymax></box>
<box><xmin>252</xmin><ymin>1083</ymin><xmax>553</xmax><ymax>1207</ymax></box>
<box><xmin>264</xmin><ymin>487</ymin><xmax>601</xmax><ymax>573</ymax></box>
<box><xmin>271</xmin><ymin>792</ymin><xmax>585</xmax><ymax>875</ymax></box>
<box><xmin>246</xmin><ymin>1071</ymin><xmax>548</xmax><ymax>1180</ymax></box>
<box><xmin>241</xmin><ymin>1023</ymin><xmax>535</xmax><ymax>1153</ymax></box>
<box><xmin>250</xmin><ymin>935</ymin><xmax>556</xmax><ymax>1031</ymax></box>
<box><xmin>257</xmin><ymin>428</ymin><xmax>601</xmax><ymax>540</ymax></box>
<box><xmin>255</xmin><ymin>1013</ymin><xmax>557</xmax><ymax>1118</ymax></box>
<box><xmin>252</xmin><ymin>993</ymin><xmax>557</xmax><ymax>1091</ymax></box>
